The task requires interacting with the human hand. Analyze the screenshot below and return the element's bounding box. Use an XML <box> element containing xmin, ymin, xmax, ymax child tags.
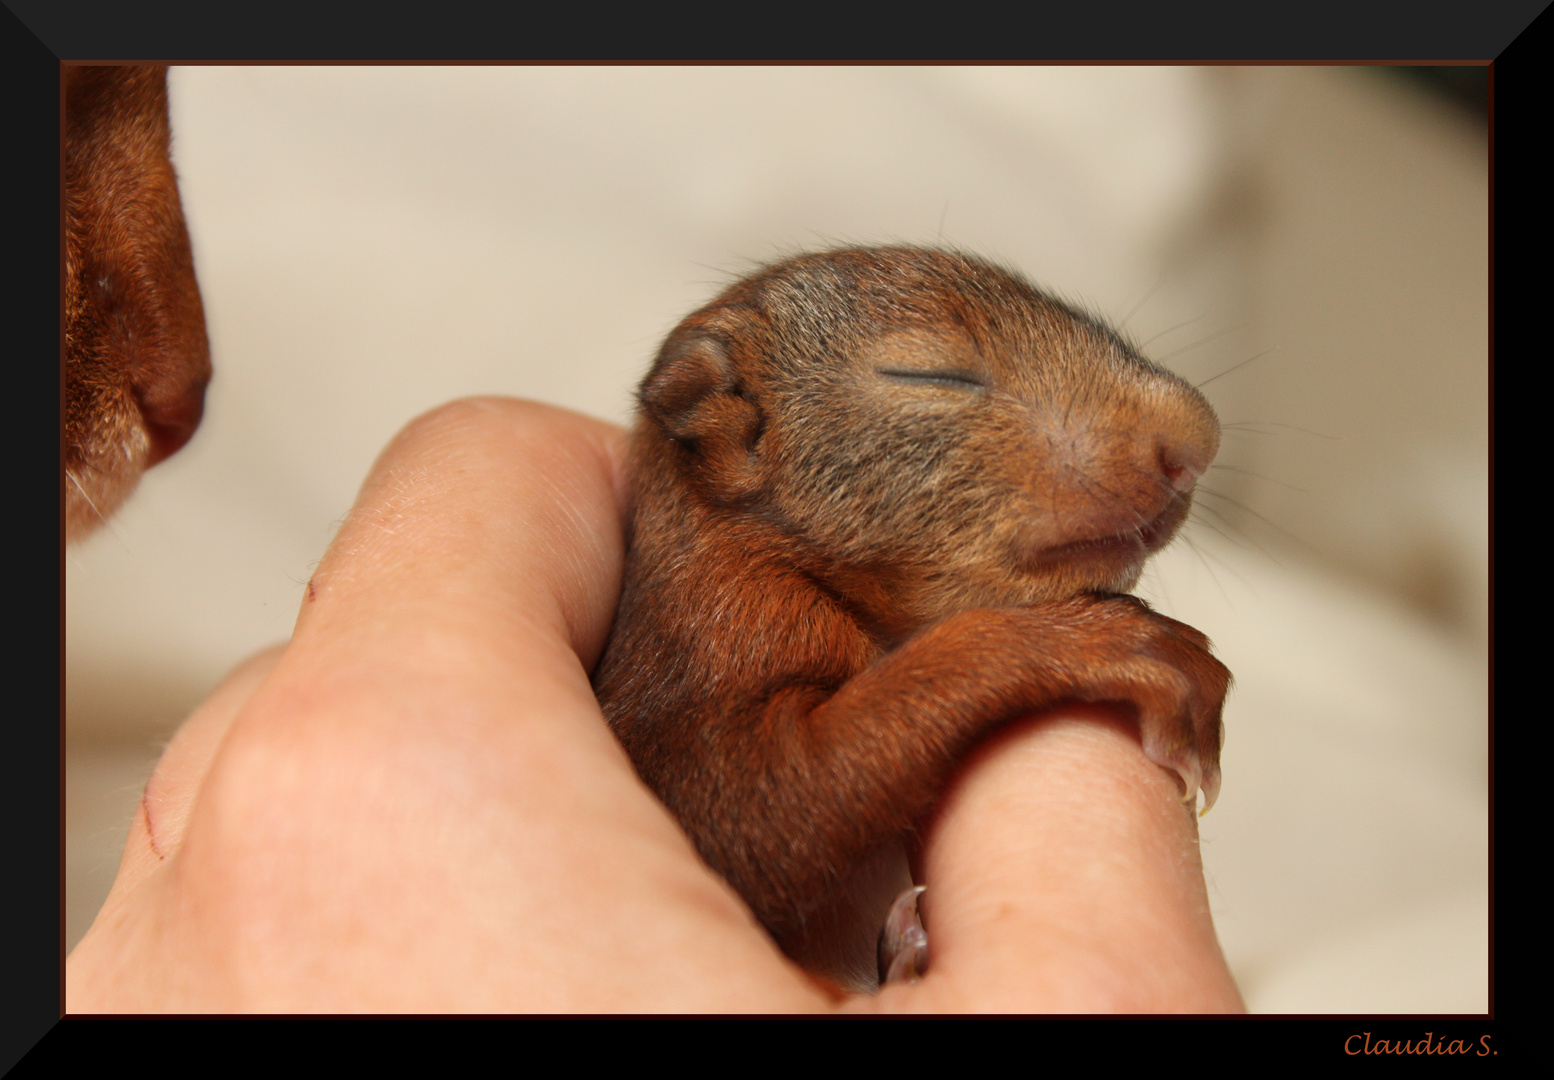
<box><xmin>65</xmin><ymin>398</ymin><xmax>1243</xmax><ymax>1013</ymax></box>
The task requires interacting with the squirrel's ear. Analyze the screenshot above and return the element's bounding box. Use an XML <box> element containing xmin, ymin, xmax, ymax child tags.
<box><xmin>640</xmin><ymin>335</ymin><xmax>737</xmax><ymax>440</ymax></box>
<box><xmin>639</xmin><ymin>331</ymin><xmax>766</xmax><ymax>502</ymax></box>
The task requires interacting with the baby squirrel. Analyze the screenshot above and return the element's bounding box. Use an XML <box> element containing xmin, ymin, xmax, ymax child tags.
<box><xmin>592</xmin><ymin>246</ymin><xmax>1230</xmax><ymax>992</ymax></box>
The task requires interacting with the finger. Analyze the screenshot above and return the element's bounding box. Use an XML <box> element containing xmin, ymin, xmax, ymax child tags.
<box><xmin>105</xmin><ymin>396</ymin><xmax>630</xmax><ymax>883</ymax></box>
<box><xmin>238</xmin><ymin>396</ymin><xmax>633</xmax><ymax>787</ymax></box>
<box><xmin>99</xmin><ymin>398</ymin><xmax>809</xmax><ymax>1011</ymax></box>
<box><xmin>108</xmin><ymin>643</ymin><xmax>286</xmax><ymax>896</ymax></box>
<box><xmin>885</xmin><ymin>704</ymin><xmax>1244</xmax><ymax>1013</ymax></box>
<box><xmin>298</xmin><ymin>395</ymin><xmax>630</xmax><ymax>674</ymax></box>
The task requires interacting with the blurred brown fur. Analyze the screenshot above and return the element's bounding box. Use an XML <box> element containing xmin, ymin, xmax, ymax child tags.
<box><xmin>65</xmin><ymin>65</ymin><xmax>209</xmax><ymax>541</ymax></box>
<box><xmin>593</xmin><ymin>247</ymin><xmax>1230</xmax><ymax>990</ymax></box>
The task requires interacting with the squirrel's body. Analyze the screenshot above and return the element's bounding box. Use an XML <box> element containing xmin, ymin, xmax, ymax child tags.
<box><xmin>593</xmin><ymin>247</ymin><xmax>1229</xmax><ymax>991</ymax></box>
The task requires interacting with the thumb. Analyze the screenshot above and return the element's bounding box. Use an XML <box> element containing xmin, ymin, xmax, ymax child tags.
<box><xmin>892</xmin><ymin>705</ymin><xmax>1244</xmax><ymax>1013</ymax></box>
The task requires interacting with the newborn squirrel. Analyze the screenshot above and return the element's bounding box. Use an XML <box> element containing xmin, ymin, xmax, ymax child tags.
<box><xmin>592</xmin><ymin>246</ymin><xmax>1230</xmax><ymax>992</ymax></box>
<box><xmin>65</xmin><ymin>65</ymin><xmax>210</xmax><ymax>541</ymax></box>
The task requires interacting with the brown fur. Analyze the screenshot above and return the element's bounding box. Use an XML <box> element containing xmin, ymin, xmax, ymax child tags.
<box><xmin>64</xmin><ymin>65</ymin><xmax>210</xmax><ymax>541</ymax></box>
<box><xmin>592</xmin><ymin>246</ymin><xmax>1230</xmax><ymax>990</ymax></box>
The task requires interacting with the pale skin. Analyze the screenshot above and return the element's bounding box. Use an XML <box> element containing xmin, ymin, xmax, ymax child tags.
<box><xmin>65</xmin><ymin>397</ymin><xmax>1245</xmax><ymax>1013</ymax></box>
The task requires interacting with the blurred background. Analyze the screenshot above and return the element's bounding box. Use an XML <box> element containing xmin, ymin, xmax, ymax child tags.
<box><xmin>64</xmin><ymin>66</ymin><xmax>1488</xmax><ymax>1012</ymax></box>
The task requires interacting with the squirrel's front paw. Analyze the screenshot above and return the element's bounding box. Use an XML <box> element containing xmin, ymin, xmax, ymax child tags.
<box><xmin>1075</xmin><ymin>595</ymin><xmax>1231</xmax><ymax>813</ymax></box>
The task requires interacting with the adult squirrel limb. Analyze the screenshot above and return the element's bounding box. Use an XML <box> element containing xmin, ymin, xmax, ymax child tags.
<box><xmin>65</xmin><ymin>65</ymin><xmax>210</xmax><ymax>541</ymax></box>
<box><xmin>592</xmin><ymin>247</ymin><xmax>1230</xmax><ymax>992</ymax></box>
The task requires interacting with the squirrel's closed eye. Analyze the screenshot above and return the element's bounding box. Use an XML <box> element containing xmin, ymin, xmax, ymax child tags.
<box><xmin>877</xmin><ymin>368</ymin><xmax>987</xmax><ymax>391</ymax></box>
